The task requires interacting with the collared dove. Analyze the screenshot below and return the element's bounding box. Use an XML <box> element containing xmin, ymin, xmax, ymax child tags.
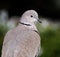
<box><xmin>1</xmin><ymin>10</ymin><xmax>42</xmax><ymax>57</ymax></box>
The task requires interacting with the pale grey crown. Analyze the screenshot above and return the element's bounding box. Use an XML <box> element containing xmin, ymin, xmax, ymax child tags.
<box><xmin>21</xmin><ymin>10</ymin><xmax>38</xmax><ymax>19</ymax></box>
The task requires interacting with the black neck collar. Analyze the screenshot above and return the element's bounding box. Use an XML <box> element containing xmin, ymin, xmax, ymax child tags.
<box><xmin>33</xmin><ymin>30</ymin><xmax>39</xmax><ymax>35</ymax></box>
<box><xmin>19</xmin><ymin>22</ymin><xmax>39</xmax><ymax>35</ymax></box>
<box><xmin>20</xmin><ymin>22</ymin><xmax>31</xmax><ymax>26</ymax></box>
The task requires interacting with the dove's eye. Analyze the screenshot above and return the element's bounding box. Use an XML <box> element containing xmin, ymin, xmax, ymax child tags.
<box><xmin>31</xmin><ymin>15</ymin><xmax>33</xmax><ymax>17</ymax></box>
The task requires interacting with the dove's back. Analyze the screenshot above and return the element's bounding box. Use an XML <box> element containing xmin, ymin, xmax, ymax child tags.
<box><xmin>1</xmin><ymin>24</ymin><xmax>40</xmax><ymax>57</ymax></box>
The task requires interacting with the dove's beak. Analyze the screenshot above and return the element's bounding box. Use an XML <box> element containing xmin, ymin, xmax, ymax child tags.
<box><xmin>38</xmin><ymin>18</ymin><xmax>42</xmax><ymax>23</ymax></box>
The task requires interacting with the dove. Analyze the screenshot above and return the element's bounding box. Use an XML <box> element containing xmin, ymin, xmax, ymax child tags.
<box><xmin>1</xmin><ymin>10</ymin><xmax>42</xmax><ymax>57</ymax></box>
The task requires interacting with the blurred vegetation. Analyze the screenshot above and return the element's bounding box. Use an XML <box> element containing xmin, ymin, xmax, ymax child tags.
<box><xmin>0</xmin><ymin>24</ymin><xmax>8</xmax><ymax>57</ymax></box>
<box><xmin>0</xmin><ymin>22</ymin><xmax>60</xmax><ymax>57</ymax></box>
<box><xmin>40</xmin><ymin>29</ymin><xmax>60</xmax><ymax>57</ymax></box>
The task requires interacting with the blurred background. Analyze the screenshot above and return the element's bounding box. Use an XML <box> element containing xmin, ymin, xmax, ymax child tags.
<box><xmin>0</xmin><ymin>0</ymin><xmax>60</xmax><ymax>57</ymax></box>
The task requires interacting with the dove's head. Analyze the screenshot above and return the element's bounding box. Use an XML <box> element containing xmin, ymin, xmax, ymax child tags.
<box><xmin>20</xmin><ymin>10</ymin><xmax>41</xmax><ymax>25</ymax></box>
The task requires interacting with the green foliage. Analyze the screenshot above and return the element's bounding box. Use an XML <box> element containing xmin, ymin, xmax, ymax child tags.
<box><xmin>0</xmin><ymin>24</ymin><xmax>8</xmax><ymax>57</ymax></box>
<box><xmin>38</xmin><ymin>26</ymin><xmax>60</xmax><ymax>57</ymax></box>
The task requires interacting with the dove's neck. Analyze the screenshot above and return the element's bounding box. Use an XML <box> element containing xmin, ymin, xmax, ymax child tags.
<box><xmin>20</xmin><ymin>19</ymin><xmax>38</xmax><ymax>31</ymax></box>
